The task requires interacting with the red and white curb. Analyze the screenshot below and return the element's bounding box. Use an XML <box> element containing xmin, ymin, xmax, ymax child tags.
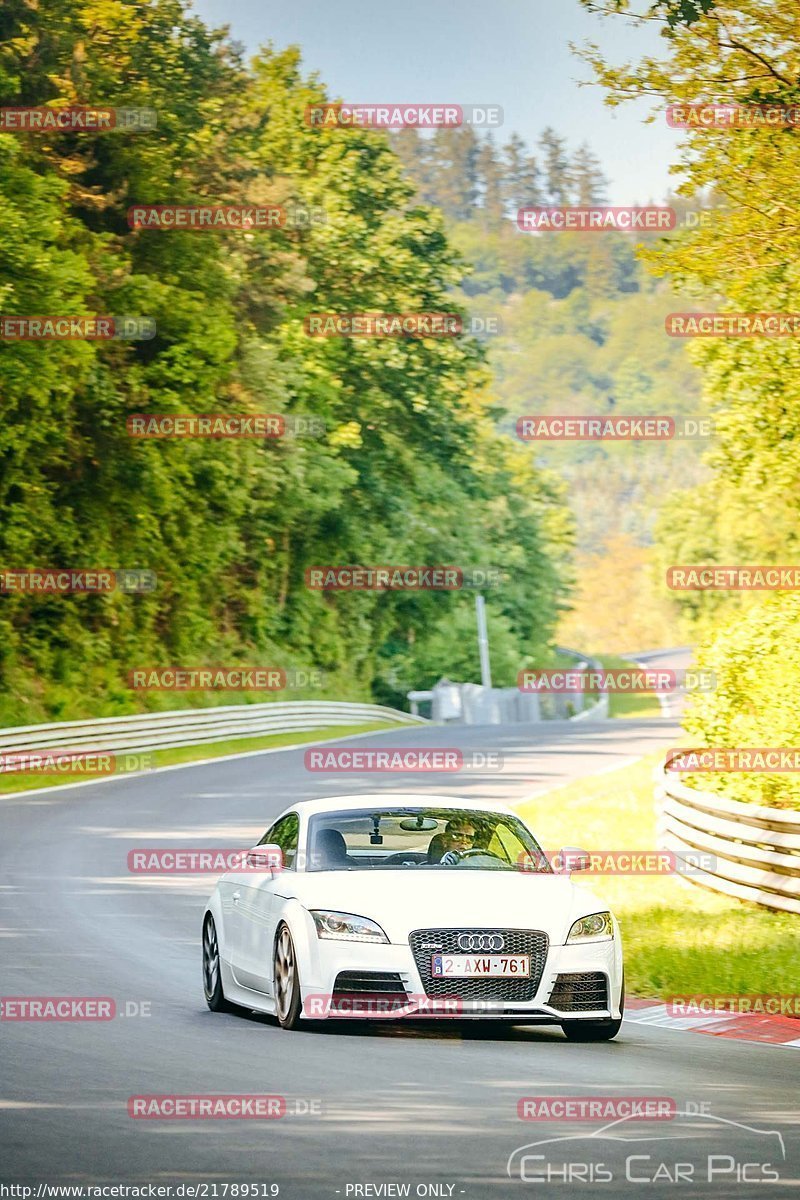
<box><xmin>625</xmin><ymin>998</ymin><xmax>800</xmax><ymax>1048</ymax></box>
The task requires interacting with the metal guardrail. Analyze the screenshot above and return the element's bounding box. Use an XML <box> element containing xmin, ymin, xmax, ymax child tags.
<box><xmin>655</xmin><ymin>766</ymin><xmax>800</xmax><ymax>915</ymax></box>
<box><xmin>408</xmin><ymin>647</ymin><xmax>609</xmax><ymax>725</ymax></box>
<box><xmin>570</xmin><ymin>691</ymin><xmax>610</xmax><ymax>722</ymax></box>
<box><xmin>557</xmin><ymin>647</ymin><xmax>608</xmax><ymax>722</ymax></box>
<box><xmin>0</xmin><ymin>702</ymin><xmax>426</xmax><ymax>758</ymax></box>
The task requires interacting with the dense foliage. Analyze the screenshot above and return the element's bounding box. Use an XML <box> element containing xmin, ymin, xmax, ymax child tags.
<box><xmin>582</xmin><ymin>0</ymin><xmax>800</xmax><ymax>799</ymax></box>
<box><xmin>0</xmin><ymin>0</ymin><xmax>574</xmax><ymax>722</ymax></box>
<box><xmin>683</xmin><ymin>594</ymin><xmax>800</xmax><ymax>809</ymax></box>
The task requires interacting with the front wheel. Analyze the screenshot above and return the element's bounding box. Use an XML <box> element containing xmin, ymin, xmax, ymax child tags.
<box><xmin>203</xmin><ymin>914</ymin><xmax>238</xmax><ymax>1013</ymax></box>
<box><xmin>274</xmin><ymin>924</ymin><xmax>303</xmax><ymax>1030</ymax></box>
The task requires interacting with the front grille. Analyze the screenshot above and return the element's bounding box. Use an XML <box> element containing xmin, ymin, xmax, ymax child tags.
<box><xmin>332</xmin><ymin>971</ymin><xmax>406</xmax><ymax>996</ymax></box>
<box><xmin>409</xmin><ymin>928</ymin><xmax>548</xmax><ymax>1001</ymax></box>
<box><xmin>548</xmin><ymin>972</ymin><xmax>608</xmax><ymax>1012</ymax></box>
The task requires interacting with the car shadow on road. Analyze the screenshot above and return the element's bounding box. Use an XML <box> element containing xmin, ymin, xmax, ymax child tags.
<box><xmin>228</xmin><ymin>1007</ymin><xmax>573</xmax><ymax>1042</ymax></box>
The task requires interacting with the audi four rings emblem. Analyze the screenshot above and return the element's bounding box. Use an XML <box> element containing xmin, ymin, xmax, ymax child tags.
<box><xmin>457</xmin><ymin>933</ymin><xmax>505</xmax><ymax>952</ymax></box>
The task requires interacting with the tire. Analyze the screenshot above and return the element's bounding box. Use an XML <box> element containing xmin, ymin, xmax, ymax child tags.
<box><xmin>273</xmin><ymin>923</ymin><xmax>303</xmax><ymax>1030</ymax></box>
<box><xmin>561</xmin><ymin>971</ymin><xmax>624</xmax><ymax>1042</ymax></box>
<box><xmin>203</xmin><ymin>914</ymin><xmax>238</xmax><ymax>1013</ymax></box>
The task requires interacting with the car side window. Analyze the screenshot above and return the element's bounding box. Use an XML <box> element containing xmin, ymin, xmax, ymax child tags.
<box><xmin>489</xmin><ymin>821</ymin><xmax>530</xmax><ymax>866</ymax></box>
<box><xmin>259</xmin><ymin>813</ymin><xmax>300</xmax><ymax>870</ymax></box>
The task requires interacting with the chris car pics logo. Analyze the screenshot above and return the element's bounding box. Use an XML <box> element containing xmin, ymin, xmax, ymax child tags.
<box><xmin>507</xmin><ymin>1112</ymin><xmax>786</xmax><ymax>1186</ymax></box>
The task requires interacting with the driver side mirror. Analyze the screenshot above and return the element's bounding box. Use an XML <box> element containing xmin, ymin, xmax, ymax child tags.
<box><xmin>557</xmin><ymin>846</ymin><xmax>590</xmax><ymax>873</ymax></box>
<box><xmin>244</xmin><ymin>844</ymin><xmax>283</xmax><ymax>873</ymax></box>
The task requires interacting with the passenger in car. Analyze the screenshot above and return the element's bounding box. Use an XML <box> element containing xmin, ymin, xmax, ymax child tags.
<box><xmin>312</xmin><ymin>828</ymin><xmax>353</xmax><ymax>869</ymax></box>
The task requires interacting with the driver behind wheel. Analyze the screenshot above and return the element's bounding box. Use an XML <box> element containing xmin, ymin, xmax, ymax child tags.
<box><xmin>434</xmin><ymin>818</ymin><xmax>477</xmax><ymax>865</ymax></box>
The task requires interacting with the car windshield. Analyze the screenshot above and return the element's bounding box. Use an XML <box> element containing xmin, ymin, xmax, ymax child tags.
<box><xmin>305</xmin><ymin>807</ymin><xmax>551</xmax><ymax>873</ymax></box>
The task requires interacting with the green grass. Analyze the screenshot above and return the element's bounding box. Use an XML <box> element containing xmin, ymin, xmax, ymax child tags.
<box><xmin>515</xmin><ymin>753</ymin><xmax>798</xmax><ymax>999</ymax></box>
<box><xmin>0</xmin><ymin>721</ymin><xmax>398</xmax><ymax>796</ymax></box>
<box><xmin>599</xmin><ymin>654</ymin><xmax>665</xmax><ymax>719</ymax></box>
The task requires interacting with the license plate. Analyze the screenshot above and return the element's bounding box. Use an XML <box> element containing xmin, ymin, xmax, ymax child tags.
<box><xmin>431</xmin><ymin>954</ymin><xmax>530</xmax><ymax>978</ymax></box>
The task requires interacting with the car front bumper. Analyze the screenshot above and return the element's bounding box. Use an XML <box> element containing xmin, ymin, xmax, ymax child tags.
<box><xmin>299</xmin><ymin>928</ymin><xmax>623</xmax><ymax>1022</ymax></box>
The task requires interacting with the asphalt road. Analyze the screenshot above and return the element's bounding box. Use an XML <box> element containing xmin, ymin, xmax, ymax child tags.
<box><xmin>1</xmin><ymin>712</ymin><xmax>798</xmax><ymax>1199</ymax></box>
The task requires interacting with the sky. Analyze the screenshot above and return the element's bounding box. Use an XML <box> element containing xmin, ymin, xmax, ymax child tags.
<box><xmin>191</xmin><ymin>0</ymin><xmax>686</xmax><ymax>205</ymax></box>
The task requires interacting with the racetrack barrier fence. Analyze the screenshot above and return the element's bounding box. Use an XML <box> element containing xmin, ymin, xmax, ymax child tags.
<box><xmin>0</xmin><ymin>701</ymin><xmax>426</xmax><ymax>761</ymax></box>
<box><xmin>655</xmin><ymin>763</ymin><xmax>800</xmax><ymax>915</ymax></box>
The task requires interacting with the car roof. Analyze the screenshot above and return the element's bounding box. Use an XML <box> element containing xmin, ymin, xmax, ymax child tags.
<box><xmin>291</xmin><ymin>794</ymin><xmax>516</xmax><ymax>817</ymax></box>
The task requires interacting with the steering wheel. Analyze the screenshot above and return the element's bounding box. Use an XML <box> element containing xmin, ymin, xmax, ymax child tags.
<box><xmin>457</xmin><ymin>848</ymin><xmax>505</xmax><ymax>861</ymax></box>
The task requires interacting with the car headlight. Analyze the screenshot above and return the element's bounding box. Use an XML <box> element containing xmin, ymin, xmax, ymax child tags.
<box><xmin>310</xmin><ymin>910</ymin><xmax>389</xmax><ymax>943</ymax></box>
<box><xmin>567</xmin><ymin>912</ymin><xmax>614</xmax><ymax>943</ymax></box>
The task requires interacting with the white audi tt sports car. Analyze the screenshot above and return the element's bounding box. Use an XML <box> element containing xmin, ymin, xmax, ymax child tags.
<box><xmin>202</xmin><ymin>794</ymin><xmax>624</xmax><ymax>1040</ymax></box>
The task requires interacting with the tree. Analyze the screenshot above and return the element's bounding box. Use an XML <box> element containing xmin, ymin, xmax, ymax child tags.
<box><xmin>539</xmin><ymin>128</ymin><xmax>572</xmax><ymax>204</ymax></box>
<box><xmin>682</xmin><ymin>592</ymin><xmax>800</xmax><ymax>809</ymax></box>
<box><xmin>428</xmin><ymin>126</ymin><xmax>480</xmax><ymax>219</ymax></box>
<box><xmin>570</xmin><ymin>143</ymin><xmax>608</xmax><ymax>205</ymax></box>
<box><xmin>503</xmin><ymin>132</ymin><xmax>542</xmax><ymax>212</ymax></box>
<box><xmin>557</xmin><ymin>533</ymin><xmax>684</xmax><ymax>653</ymax></box>
<box><xmin>477</xmin><ymin>136</ymin><xmax>506</xmax><ymax>228</ymax></box>
<box><xmin>582</xmin><ymin>0</ymin><xmax>716</xmax><ymax>27</ymax></box>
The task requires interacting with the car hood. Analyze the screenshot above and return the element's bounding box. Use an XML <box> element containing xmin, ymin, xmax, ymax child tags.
<box><xmin>280</xmin><ymin>869</ymin><xmax>603</xmax><ymax>944</ymax></box>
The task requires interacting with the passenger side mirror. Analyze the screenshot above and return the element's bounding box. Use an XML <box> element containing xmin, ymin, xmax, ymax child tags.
<box><xmin>245</xmin><ymin>844</ymin><xmax>283</xmax><ymax>873</ymax></box>
<box><xmin>557</xmin><ymin>846</ymin><xmax>590</xmax><ymax>873</ymax></box>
